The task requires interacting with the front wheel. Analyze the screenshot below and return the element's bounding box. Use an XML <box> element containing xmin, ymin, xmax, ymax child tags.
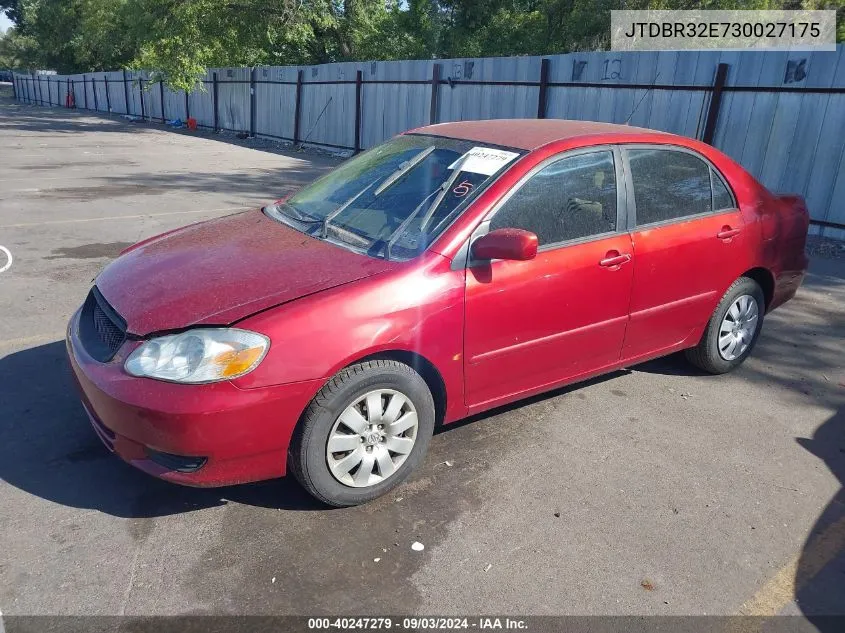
<box><xmin>289</xmin><ymin>360</ymin><xmax>435</xmax><ymax>507</ymax></box>
<box><xmin>685</xmin><ymin>277</ymin><xmax>765</xmax><ymax>374</ymax></box>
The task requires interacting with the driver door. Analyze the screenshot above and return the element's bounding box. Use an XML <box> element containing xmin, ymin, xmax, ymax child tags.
<box><xmin>463</xmin><ymin>147</ymin><xmax>634</xmax><ymax>410</ymax></box>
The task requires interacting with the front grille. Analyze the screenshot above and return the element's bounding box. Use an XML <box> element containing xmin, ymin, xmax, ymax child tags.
<box><xmin>79</xmin><ymin>288</ymin><xmax>127</xmax><ymax>362</ymax></box>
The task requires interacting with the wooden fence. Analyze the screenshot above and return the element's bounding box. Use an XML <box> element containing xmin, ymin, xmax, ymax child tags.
<box><xmin>12</xmin><ymin>46</ymin><xmax>845</xmax><ymax>237</ymax></box>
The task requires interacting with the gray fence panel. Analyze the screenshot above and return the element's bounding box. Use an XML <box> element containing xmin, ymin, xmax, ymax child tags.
<box><xmin>255</xmin><ymin>66</ymin><xmax>298</xmax><ymax>141</ymax></box>
<box><xmin>209</xmin><ymin>67</ymin><xmax>250</xmax><ymax>132</ymax></box>
<box><xmin>438</xmin><ymin>56</ymin><xmax>540</xmax><ymax>124</ymax></box>
<box><xmin>299</xmin><ymin>62</ymin><xmax>360</xmax><ymax>149</ymax></box>
<box><xmin>126</xmin><ymin>71</ymin><xmax>143</xmax><ymax>118</ymax></box>
<box><xmin>72</xmin><ymin>75</ymin><xmax>86</xmax><ymax>110</ymax></box>
<box><xmin>12</xmin><ymin>45</ymin><xmax>845</xmax><ymax>229</ymax></box>
<box><xmin>93</xmin><ymin>73</ymin><xmax>108</xmax><ymax>111</ymax></box>
<box><xmin>105</xmin><ymin>71</ymin><xmax>127</xmax><ymax>115</ymax></box>
<box><xmin>141</xmin><ymin>73</ymin><xmax>163</xmax><ymax>121</ymax></box>
<box><xmin>163</xmin><ymin>83</ymin><xmax>186</xmax><ymax>122</ymax></box>
<box><xmin>804</xmin><ymin>94</ymin><xmax>845</xmax><ymax>232</ymax></box>
<box><xmin>824</xmin><ymin>145</ymin><xmax>845</xmax><ymax>240</ymax></box>
<box><xmin>186</xmin><ymin>72</ymin><xmax>215</xmax><ymax>128</ymax></box>
<box><xmin>361</xmin><ymin>59</ymin><xmax>430</xmax><ymax>149</ymax></box>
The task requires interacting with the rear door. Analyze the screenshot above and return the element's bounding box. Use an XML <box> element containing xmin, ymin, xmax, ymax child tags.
<box><xmin>464</xmin><ymin>147</ymin><xmax>634</xmax><ymax>409</ymax></box>
<box><xmin>620</xmin><ymin>145</ymin><xmax>747</xmax><ymax>361</ymax></box>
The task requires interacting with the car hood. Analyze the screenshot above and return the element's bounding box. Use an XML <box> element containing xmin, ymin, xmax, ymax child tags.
<box><xmin>96</xmin><ymin>209</ymin><xmax>396</xmax><ymax>335</ymax></box>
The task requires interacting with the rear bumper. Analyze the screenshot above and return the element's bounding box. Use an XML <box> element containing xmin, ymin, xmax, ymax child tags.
<box><xmin>66</xmin><ymin>309</ymin><xmax>323</xmax><ymax>487</ymax></box>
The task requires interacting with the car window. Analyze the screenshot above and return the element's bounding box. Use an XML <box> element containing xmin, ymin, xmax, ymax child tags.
<box><xmin>489</xmin><ymin>151</ymin><xmax>617</xmax><ymax>246</ymax></box>
<box><xmin>711</xmin><ymin>169</ymin><xmax>735</xmax><ymax>211</ymax></box>
<box><xmin>265</xmin><ymin>134</ymin><xmax>523</xmax><ymax>261</ymax></box>
<box><xmin>628</xmin><ymin>148</ymin><xmax>713</xmax><ymax>225</ymax></box>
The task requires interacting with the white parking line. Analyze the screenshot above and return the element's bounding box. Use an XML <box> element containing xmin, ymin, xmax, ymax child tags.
<box><xmin>0</xmin><ymin>206</ymin><xmax>250</xmax><ymax>229</ymax></box>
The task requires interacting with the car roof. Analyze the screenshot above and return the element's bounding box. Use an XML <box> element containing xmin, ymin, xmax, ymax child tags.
<box><xmin>412</xmin><ymin>119</ymin><xmax>675</xmax><ymax>151</ymax></box>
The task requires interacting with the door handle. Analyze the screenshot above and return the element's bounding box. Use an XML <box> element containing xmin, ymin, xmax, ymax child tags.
<box><xmin>717</xmin><ymin>226</ymin><xmax>741</xmax><ymax>240</ymax></box>
<box><xmin>599</xmin><ymin>252</ymin><xmax>632</xmax><ymax>268</ymax></box>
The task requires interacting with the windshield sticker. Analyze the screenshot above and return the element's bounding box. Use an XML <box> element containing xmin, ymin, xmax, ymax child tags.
<box><xmin>449</xmin><ymin>147</ymin><xmax>520</xmax><ymax>176</ymax></box>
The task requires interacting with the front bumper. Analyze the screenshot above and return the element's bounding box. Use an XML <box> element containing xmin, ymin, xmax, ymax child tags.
<box><xmin>66</xmin><ymin>309</ymin><xmax>323</xmax><ymax>487</ymax></box>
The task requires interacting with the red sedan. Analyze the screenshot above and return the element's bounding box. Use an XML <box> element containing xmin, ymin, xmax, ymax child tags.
<box><xmin>67</xmin><ymin>120</ymin><xmax>810</xmax><ymax>506</ymax></box>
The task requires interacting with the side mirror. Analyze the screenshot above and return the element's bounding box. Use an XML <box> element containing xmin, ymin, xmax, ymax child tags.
<box><xmin>471</xmin><ymin>228</ymin><xmax>538</xmax><ymax>262</ymax></box>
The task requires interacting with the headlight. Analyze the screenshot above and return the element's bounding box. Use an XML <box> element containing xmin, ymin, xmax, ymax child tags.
<box><xmin>124</xmin><ymin>328</ymin><xmax>269</xmax><ymax>384</ymax></box>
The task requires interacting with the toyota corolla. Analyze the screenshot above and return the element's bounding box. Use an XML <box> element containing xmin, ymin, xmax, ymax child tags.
<box><xmin>67</xmin><ymin>120</ymin><xmax>810</xmax><ymax>506</ymax></box>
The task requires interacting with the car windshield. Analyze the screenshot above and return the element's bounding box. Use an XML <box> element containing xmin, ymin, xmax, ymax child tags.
<box><xmin>264</xmin><ymin>134</ymin><xmax>523</xmax><ymax>260</ymax></box>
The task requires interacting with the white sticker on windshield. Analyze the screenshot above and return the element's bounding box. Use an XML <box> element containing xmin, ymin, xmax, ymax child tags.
<box><xmin>449</xmin><ymin>147</ymin><xmax>520</xmax><ymax>176</ymax></box>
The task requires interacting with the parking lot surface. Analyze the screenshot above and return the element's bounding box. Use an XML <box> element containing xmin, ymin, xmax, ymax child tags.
<box><xmin>1</xmin><ymin>98</ymin><xmax>843</xmax><ymax>621</ymax></box>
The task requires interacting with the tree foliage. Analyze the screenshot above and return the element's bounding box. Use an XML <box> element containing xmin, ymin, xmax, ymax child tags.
<box><xmin>1</xmin><ymin>0</ymin><xmax>843</xmax><ymax>90</ymax></box>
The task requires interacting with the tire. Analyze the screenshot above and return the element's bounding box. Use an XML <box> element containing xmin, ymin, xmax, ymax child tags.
<box><xmin>289</xmin><ymin>359</ymin><xmax>435</xmax><ymax>507</ymax></box>
<box><xmin>685</xmin><ymin>277</ymin><xmax>765</xmax><ymax>375</ymax></box>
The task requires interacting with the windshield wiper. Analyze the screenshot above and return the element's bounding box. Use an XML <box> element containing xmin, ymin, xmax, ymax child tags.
<box><xmin>321</xmin><ymin>179</ymin><xmax>380</xmax><ymax>238</ymax></box>
<box><xmin>275</xmin><ymin>202</ymin><xmax>322</xmax><ymax>225</ymax></box>
<box><xmin>373</xmin><ymin>146</ymin><xmax>436</xmax><ymax>196</ymax></box>
<box><xmin>385</xmin><ymin>154</ymin><xmax>469</xmax><ymax>260</ymax></box>
<box><xmin>321</xmin><ymin>146</ymin><xmax>436</xmax><ymax>239</ymax></box>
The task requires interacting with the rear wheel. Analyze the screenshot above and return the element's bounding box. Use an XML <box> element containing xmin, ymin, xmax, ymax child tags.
<box><xmin>685</xmin><ymin>277</ymin><xmax>765</xmax><ymax>374</ymax></box>
<box><xmin>289</xmin><ymin>360</ymin><xmax>435</xmax><ymax>507</ymax></box>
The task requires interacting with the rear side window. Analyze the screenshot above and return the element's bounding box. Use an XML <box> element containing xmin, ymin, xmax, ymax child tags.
<box><xmin>711</xmin><ymin>170</ymin><xmax>735</xmax><ymax>211</ymax></box>
<box><xmin>490</xmin><ymin>150</ymin><xmax>617</xmax><ymax>246</ymax></box>
<box><xmin>627</xmin><ymin>149</ymin><xmax>713</xmax><ymax>226</ymax></box>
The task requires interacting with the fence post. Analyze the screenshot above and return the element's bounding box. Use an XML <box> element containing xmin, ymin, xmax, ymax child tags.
<box><xmin>47</xmin><ymin>76</ymin><xmax>52</xmax><ymax>106</ymax></box>
<box><xmin>92</xmin><ymin>77</ymin><xmax>99</xmax><ymax>111</ymax></box>
<box><xmin>429</xmin><ymin>63</ymin><xmax>441</xmax><ymax>124</ymax></box>
<box><xmin>159</xmin><ymin>79</ymin><xmax>166</xmax><ymax>122</ymax></box>
<box><xmin>702</xmin><ymin>63</ymin><xmax>729</xmax><ymax>145</ymax></box>
<box><xmin>537</xmin><ymin>58</ymin><xmax>550</xmax><ymax>119</ymax></box>
<box><xmin>354</xmin><ymin>70</ymin><xmax>363</xmax><ymax>153</ymax></box>
<box><xmin>69</xmin><ymin>80</ymin><xmax>74</xmax><ymax>107</ymax></box>
<box><xmin>212</xmin><ymin>72</ymin><xmax>219</xmax><ymax>132</ymax></box>
<box><xmin>293</xmin><ymin>69</ymin><xmax>304</xmax><ymax>145</ymax></box>
<box><xmin>82</xmin><ymin>74</ymin><xmax>88</xmax><ymax>109</ymax></box>
<box><xmin>139</xmin><ymin>77</ymin><xmax>146</xmax><ymax>120</ymax></box>
<box><xmin>185</xmin><ymin>88</ymin><xmax>190</xmax><ymax>121</ymax></box>
<box><xmin>122</xmin><ymin>69</ymin><xmax>130</xmax><ymax>115</ymax></box>
<box><xmin>38</xmin><ymin>75</ymin><xmax>44</xmax><ymax>106</ymax></box>
<box><xmin>249</xmin><ymin>67</ymin><xmax>257</xmax><ymax>137</ymax></box>
<box><xmin>104</xmin><ymin>76</ymin><xmax>111</xmax><ymax>112</ymax></box>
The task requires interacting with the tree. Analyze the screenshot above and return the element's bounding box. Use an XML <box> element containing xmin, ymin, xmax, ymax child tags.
<box><xmin>4</xmin><ymin>0</ymin><xmax>844</xmax><ymax>88</ymax></box>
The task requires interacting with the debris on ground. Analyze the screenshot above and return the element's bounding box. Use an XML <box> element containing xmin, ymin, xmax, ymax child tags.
<box><xmin>484</xmin><ymin>564</ymin><xmax>492</xmax><ymax>572</ymax></box>
<box><xmin>553</xmin><ymin>511</ymin><xmax>561</xmax><ymax>518</ymax></box>
<box><xmin>411</xmin><ymin>542</ymin><xmax>424</xmax><ymax>552</ymax></box>
<box><xmin>806</xmin><ymin>235</ymin><xmax>845</xmax><ymax>260</ymax></box>
<box><xmin>373</xmin><ymin>558</ymin><xmax>381</xmax><ymax>563</ymax></box>
<box><xmin>641</xmin><ymin>578</ymin><xmax>655</xmax><ymax>591</ymax></box>
<box><xmin>271</xmin><ymin>577</ymin><xmax>276</xmax><ymax>584</ymax></box>
<box><xmin>435</xmin><ymin>460</ymin><xmax>453</xmax><ymax>468</ymax></box>
<box><xmin>680</xmin><ymin>392</ymin><xmax>692</xmax><ymax>400</ymax></box>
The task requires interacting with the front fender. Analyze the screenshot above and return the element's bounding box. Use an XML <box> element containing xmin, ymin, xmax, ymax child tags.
<box><xmin>232</xmin><ymin>252</ymin><xmax>467</xmax><ymax>423</ymax></box>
